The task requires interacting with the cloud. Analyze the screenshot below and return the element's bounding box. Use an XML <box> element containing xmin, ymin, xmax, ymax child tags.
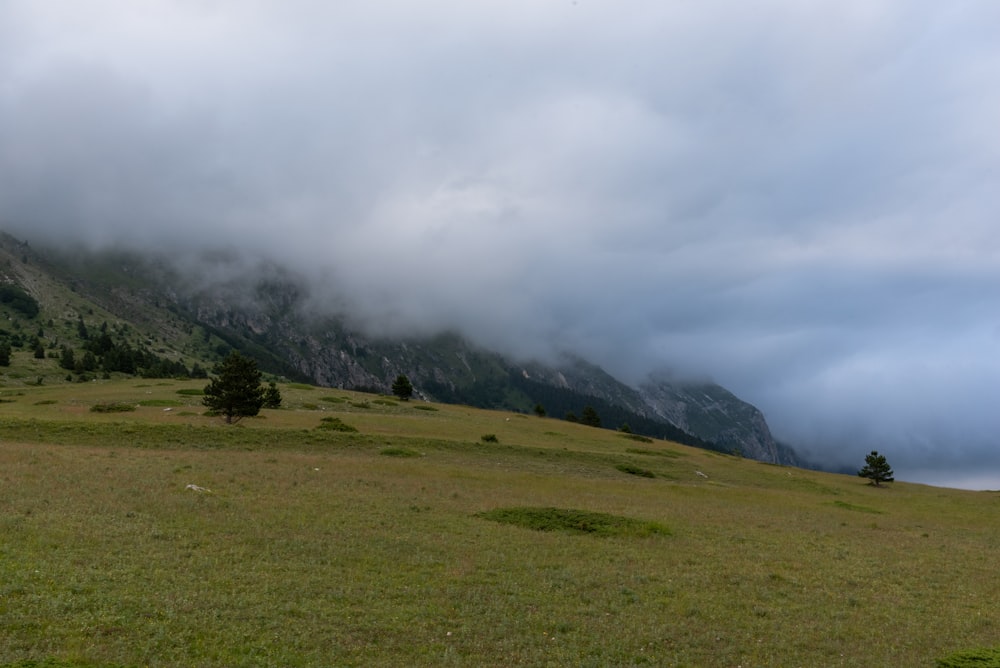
<box><xmin>1</xmin><ymin>1</ymin><xmax>999</xmax><ymax>486</ymax></box>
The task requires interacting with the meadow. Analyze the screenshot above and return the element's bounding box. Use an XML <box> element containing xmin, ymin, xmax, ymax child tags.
<box><xmin>1</xmin><ymin>379</ymin><xmax>998</xmax><ymax>667</ymax></box>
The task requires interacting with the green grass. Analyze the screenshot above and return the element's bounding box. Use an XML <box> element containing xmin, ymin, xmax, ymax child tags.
<box><xmin>615</xmin><ymin>462</ymin><xmax>656</xmax><ymax>478</ymax></box>
<box><xmin>832</xmin><ymin>500</ymin><xmax>884</xmax><ymax>514</ymax></box>
<box><xmin>136</xmin><ymin>399</ymin><xmax>183</xmax><ymax>407</ymax></box>
<box><xmin>937</xmin><ymin>648</ymin><xmax>1000</xmax><ymax>667</ymax></box>
<box><xmin>316</xmin><ymin>416</ymin><xmax>358</xmax><ymax>433</ymax></box>
<box><xmin>476</xmin><ymin>506</ymin><xmax>670</xmax><ymax>537</ymax></box>
<box><xmin>0</xmin><ymin>378</ymin><xmax>998</xmax><ymax>666</ymax></box>
<box><xmin>380</xmin><ymin>447</ymin><xmax>421</xmax><ymax>458</ymax></box>
<box><xmin>89</xmin><ymin>402</ymin><xmax>137</xmax><ymax>413</ymax></box>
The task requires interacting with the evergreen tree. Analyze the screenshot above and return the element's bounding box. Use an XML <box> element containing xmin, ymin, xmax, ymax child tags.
<box><xmin>858</xmin><ymin>450</ymin><xmax>895</xmax><ymax>487</ymax></box>
<box><xmin>202</xmin><ymin>351</ymin><xmax>266</xmax><ymax>424</ymax></box>
<box><xmin>59</xmin><ymin>345</ymin><xmax>75</xmax><ymax>371</ymax></box>
<box><xmin>533</xmin><ymin>403</ymin><xmax>546</xmax><ymax>417</ymax></box>
<box><xmin>391</xmin><ymin>374</ymin><xmax>414</xmax><ymax>401</ymax></box>
<box><xmin>0</xmin><ymin>342</ymin><xmax>10</xmax><ymax>366</ymax></box>
<box><xmin>581</xmin><ymin>405</ymin><xmax>602</xmax><ymax>428</ymax></box>
<box><xmin>262</xmin><ymin>381</ymin><xmax>283</xmax><ymax>409</ymax></box>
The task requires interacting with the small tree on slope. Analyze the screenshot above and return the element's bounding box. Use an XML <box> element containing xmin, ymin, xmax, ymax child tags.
<box><xmin>202</xmin><ymin>351</ymin><xmax>266</xmax><ymax>424</ymax></box>
<box><xmin>858</xmin><ymin>450</ymin><xmax>894</xmax><ymax>487</ymax></box>
<box><xmin>391</xmin><ymin>374</ymin><xmax>414</xmax><ymax>401</ymax></box>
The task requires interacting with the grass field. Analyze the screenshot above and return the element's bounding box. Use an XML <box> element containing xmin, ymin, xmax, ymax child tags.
<box><xmin>1</xmin><ymin>379</ymin><xmax>998</xmax><ymax>666</ymax></box>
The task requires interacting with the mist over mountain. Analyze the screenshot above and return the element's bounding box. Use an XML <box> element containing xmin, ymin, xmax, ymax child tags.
<box><xmin>0</xmin><ymin>232</ymin><xmax>796</xmax><ymax>465</ymax></box>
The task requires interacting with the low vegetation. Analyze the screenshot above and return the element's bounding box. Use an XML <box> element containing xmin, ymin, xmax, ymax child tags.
<box><xmin>615</xmin><ymin>462</ymin><xmax>656</xmax><ymax>478</ymax></box>
<box><xmin>0</xmin><ymin>379</ymin><xmax>997</xmax><ymax>666</ymax></box>
<box><xmin>937</xmin><ymin>648</ymin><xmax>1000</xmax><ymax>667</ymax></box>
<box><xmin>89</xmin><ymin>401</ymin><xmax>137</xmax><ymax>413</ymax></box>
<box><xmin>476</xmin><ymin>506</ymin><xmax>670</xmax><ymax>537</ymax></box>
<box><xmin>316</xmin><ymin>416</ymin><xmax>358</xmax><ymax>432</ymax></box>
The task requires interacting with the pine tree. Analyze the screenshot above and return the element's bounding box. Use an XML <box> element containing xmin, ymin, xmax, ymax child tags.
<box><xmin>391</xmin><ymin>374</ymin><xmax>414</xmax><ymax>401</ymax></box>
<box><xmin>202</xmin><ymin>351</ymin><xmax>266</xmax><ymax>424</ymax></box>
<box><xmin>581</xmin><ymin>405</ymin><xmax>602</xmax><ymax>428</ymax></box>
<box><xmin>262</xmin><ymin>381</ymin><xmax>283</xmax><ymax>409</ymax></box>
<box><xmin>858</xmin><ymin>450</ymin><xmax>894</xmax><ymax>487</ymax></box>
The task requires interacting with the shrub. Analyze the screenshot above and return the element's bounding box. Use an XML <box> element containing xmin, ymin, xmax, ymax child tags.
<box><xmin>413</xmin><ymin>404</ymin><xmax>438</xmax><ymax>412</ymax></box>
<box><xmin>480</xmin><ymin>433</ymin><xmax>499</xmax><ymax>443</ymax></box>
<box><xmin>616</xmin><ymin>463</ymin><xmax>656</xmax><ymax>478</ymax></box>
<box><xmin>620</xmin><ymin>433</ymin><xmax>654</xmax><ymax>444</ymax></box>
<box><xmin>176</xmin><ymin>388</ymin><xmax>205</xmax><ymax>396</ymax></box>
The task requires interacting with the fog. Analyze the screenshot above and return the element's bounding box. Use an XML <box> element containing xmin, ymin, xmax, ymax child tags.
<box><xmin>2</xmin><ymin>1</ymin><xmax>999</xmax><ymax>488</ymax></box>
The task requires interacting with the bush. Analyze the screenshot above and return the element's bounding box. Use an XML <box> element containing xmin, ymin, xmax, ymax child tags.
<box><xmin>413</xmin><ymin>404</ymin><xmax>438</xmax><ymax>412</ymax></box>
<box><xmin>480</xmin><ymin>433</ymin><xmax>499</xmax><ymax>443</ymax></box>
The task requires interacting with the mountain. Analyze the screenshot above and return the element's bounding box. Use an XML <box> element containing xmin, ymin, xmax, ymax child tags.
<box><xmin>0</xmin><ymin>231</ymin><xmax>800</xmax><ymax>465</ymax></box>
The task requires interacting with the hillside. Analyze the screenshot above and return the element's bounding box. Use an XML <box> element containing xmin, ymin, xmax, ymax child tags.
<box><xmin>0</xmin><ymin>377</ymin><xmax>996</xmax><ymax>666</ymax></box>
<box><xmin>0</xmin><ymin>230</ymin><xmax>798</xmax><ymax>465</ymax></box>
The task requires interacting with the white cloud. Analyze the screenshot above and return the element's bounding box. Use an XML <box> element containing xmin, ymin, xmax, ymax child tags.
<box><xmin>1</xmin><ymin>0</ymin><xmax>999</xmax><ymax>481</ymax></box>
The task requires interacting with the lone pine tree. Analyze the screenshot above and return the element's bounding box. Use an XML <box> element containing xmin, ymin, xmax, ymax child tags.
<box><xmin>391</xmin><ymin>374</ymin><xmax>413</xmax><ymax>401</ymax></box>
<box><xmin>858</xmin><ymin>450</ymin><xmax>894</xmax><ymax>487</ymax></box>
<box><xmin>203</xmin><ymin>351</ymin><xmax>266</xmax><ymax>424</ymax></box>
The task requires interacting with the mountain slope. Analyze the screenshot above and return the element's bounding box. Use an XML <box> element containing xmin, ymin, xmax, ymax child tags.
<box><xmin>0</xmin><ymin>231</ymin><xmax>799</xmax><ymax>464</ymax></box>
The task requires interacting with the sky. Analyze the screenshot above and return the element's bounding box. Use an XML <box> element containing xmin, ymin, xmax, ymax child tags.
<box><xmin>1</xmin><ymin>1</ymin><xmax>998</xmax><ymax>488</ymax></box>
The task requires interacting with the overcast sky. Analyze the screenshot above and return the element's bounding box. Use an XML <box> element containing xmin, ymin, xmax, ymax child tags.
<box><xmin>1</xmin><ymin>1</ymin><xmax>998</xmax><ymax>488</ymax></box>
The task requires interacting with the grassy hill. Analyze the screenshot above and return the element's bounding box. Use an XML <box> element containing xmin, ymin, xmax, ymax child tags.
<box><xmin>0</xmin><ymin>377</ymin><xmax>997</xmax><ymax>667</ymax></box>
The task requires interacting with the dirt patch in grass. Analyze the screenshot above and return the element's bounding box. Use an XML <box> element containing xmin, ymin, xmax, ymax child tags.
<box><xmin>476</xmin><ymin>506</ymin><xmax>670</xmax><ymax>537</ymax></box>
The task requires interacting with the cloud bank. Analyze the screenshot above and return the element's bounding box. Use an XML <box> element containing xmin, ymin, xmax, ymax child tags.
<box><xmin>1</xmin><ymin>1</ymin><xmax>999</xmax><ymax>487</ymax></box>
